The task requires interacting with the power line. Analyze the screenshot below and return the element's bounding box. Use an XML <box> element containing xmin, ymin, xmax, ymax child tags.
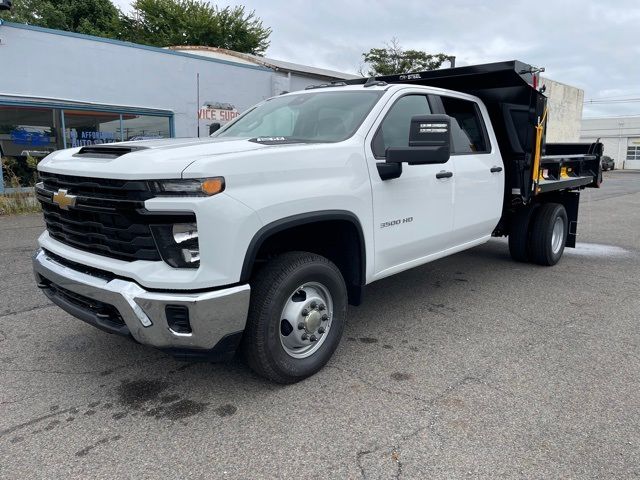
<box><xmin>584</xmin><ymin>98</ymin><xmax>640</xmax><ymax>104</ymax></box>
<box><xmin>584</xmin><ymin>93</ymin><xmax>640</xmax><ymax>100</ymax></box>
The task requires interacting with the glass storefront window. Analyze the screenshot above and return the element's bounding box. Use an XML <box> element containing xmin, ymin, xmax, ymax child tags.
<box><xmin>122</xmin><ymin>115</ymin><xmax>170</xmax><ymax>141</ymax></box>
<box><xmin>1</xmin><ymin>103</ymin><xmax>173</xmax><ymax>190</ymax></box>
<box><xmin>0</xmin><ymin>106</ymin><xmax>61</xmax><ymax>187</ymax></box>
<box><xmin>63</xmin><ymin>110</ymin><xmax>122</xmax><ymax>147</ymax></box>
<box><xmin>0</xmin><ymin>106</ymin><xmax>60</xmax><ymax>159</ymax></box>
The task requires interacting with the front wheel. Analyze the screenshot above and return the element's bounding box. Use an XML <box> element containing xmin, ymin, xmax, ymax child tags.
<box><xmin>242</xmin><ymin>252</ymin><xmax>347</xmax><ymax>383</ymax></box>
<box><xmin>529</xmin><ymin>203</ymin><xmax>568</xmax><ymax>266</ymax></box>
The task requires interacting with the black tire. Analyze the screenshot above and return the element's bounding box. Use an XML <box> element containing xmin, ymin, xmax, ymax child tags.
<box><xmin>242</xmin><ymin>251</ymin><xmax>347</xmax><ymax>383</ymax></box>
<box><xmin>508</xmin><ymin>207</ymin><xmax>536</xmax><ymax>262</ymax></box>
<box><xmin>529</xmin><ymin>203</ymin><xmax>568</xmax><ymax>266</ymax></box>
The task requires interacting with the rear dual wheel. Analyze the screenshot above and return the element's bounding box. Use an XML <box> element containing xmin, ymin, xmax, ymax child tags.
<box><xmin>508</xmin><ymin>207</ymin><xmax>536</xmax><ymax>262</ymax></box>
<box><xmin>529</xmin><ymin>203</ymin><xmax>568</xmax><ymax>266</ymax></box>
<box><xmin>509</xmin><ymin>203</ymin><xmax>568</xmax><ymax>266</ymax></box>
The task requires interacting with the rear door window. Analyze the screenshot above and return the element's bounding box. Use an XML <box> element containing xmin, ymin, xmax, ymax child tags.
<box><xmin>439</xmin><ymin>96</ymin><xmax>489</xmax><ymax>154</ymax></box>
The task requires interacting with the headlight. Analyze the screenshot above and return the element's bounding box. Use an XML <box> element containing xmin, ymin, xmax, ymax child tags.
<box><xmin>149</xmin><ymin>177</ymin><xmax>225</xmax><ymax>197</ymax></box>
<box><xmin>151</xmin><ymin>222</ymin><xmax>200</xmax><ymax>268</ymax></box>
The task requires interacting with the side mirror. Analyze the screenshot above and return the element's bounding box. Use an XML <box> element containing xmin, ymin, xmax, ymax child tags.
<box><xmin>385</xmin><ymin>114</ymin><xmax>451</xmax><ymax>165</ymax></box>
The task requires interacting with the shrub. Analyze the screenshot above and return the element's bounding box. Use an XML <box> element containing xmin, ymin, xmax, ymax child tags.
<box><xmin>0</xmin><ymin>157</ymin><xmax>41</xmax><ymax>216</ymax></box>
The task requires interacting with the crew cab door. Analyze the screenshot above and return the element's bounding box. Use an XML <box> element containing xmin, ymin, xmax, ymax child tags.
<box><xmin>365</xmin><ymin>92</ymin><xmax>455</xmax><ymax>279</ymax></box>
<box><xmin>430</xmin><ymin>94</ymin><xmax>504</xmax><ymax>244</ymax></box>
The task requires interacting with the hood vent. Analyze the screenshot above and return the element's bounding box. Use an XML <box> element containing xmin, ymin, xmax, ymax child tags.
<box><xmin>74</xmin><ymin>145</ymin><xmax>148</xmax><ymax>158</ymax></box>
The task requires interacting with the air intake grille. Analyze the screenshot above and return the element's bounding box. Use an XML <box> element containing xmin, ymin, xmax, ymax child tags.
<box><xmin>36</xmin><ymin>172</ymin><xmax>193</xmax><ymax>262</ymax></box>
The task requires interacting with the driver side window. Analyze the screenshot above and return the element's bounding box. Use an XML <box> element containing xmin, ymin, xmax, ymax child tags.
<box><xmin>372</xmin><ymin>95</ymin><xmax>431</xmax><ymax>158</ymax></box>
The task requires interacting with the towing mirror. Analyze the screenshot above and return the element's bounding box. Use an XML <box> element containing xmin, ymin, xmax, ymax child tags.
<box><xmin>385</xmin><ymin>114</ymin><xmax>451</xmax><ymax>165</ymax></box>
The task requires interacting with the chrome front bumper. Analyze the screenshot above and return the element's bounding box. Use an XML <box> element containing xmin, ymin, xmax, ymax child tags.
<box><xmin>32</xmin><ymin>249</ymin><xmax>250</xmax><ymax>354</ymax></box>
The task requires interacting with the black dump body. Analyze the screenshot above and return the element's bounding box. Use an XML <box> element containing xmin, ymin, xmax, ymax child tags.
<box><xmin>347</xmin><ymin>60</ymin><xmax>602</xmax><ymax>213</ymax></box>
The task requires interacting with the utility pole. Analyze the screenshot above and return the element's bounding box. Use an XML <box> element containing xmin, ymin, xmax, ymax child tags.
<box><xmin>196</xmin><ymin>73</ymin><xmax>200</xmax><ymax>138</ymax></box>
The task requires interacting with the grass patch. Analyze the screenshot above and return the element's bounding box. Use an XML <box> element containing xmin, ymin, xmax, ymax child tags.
<box><xmin>0</xmin><ymin>191</ymin><xmax>40</xmax><ymax>215</ymax></box>
<box><xmin>1</xmin><ymin>157</ymin><xmax>41</xmax><ymax>215</ymax></box>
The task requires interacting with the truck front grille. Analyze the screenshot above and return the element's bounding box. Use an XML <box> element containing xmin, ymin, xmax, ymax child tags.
<box><xmin>36</xmin><ymin>172</ymin><xmax>193</xmax><ymax>262</ymax></box>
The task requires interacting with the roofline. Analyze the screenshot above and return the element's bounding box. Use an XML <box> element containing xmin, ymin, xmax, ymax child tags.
<box><xmin>0</xmin><ymin>94</ymin><xmax>174</xmax><ymax>116</ymax></box>
<box><xmin>168</xmin><ymin>45</ymin><xmax>357</xmax><ymax>81</ymax></box>
<box><xmin>0</xmin><ymin>21</ymin><xmax>272</xmax><ymax>73</ymax></box>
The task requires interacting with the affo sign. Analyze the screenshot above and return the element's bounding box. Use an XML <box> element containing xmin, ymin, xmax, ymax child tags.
<box><xmin>69</xmin><ymin>129</ymin><xmax>116</xmax><ymax>147</ymax></box>
<box><xmin>198</xmin><ymin>102</ymin><xmax>240</xmax><ymax>124</ymax></box>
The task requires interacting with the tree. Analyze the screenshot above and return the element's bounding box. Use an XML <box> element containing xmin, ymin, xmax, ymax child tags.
<box><xmin>1</xmin><ymin>0</ymin><xmax>272</xmax><ymax>55</ymax></box>
<box><xmin>120</xmin><ymin>0</ymin><xmax>271</xmax><ymax>55</ymax></box>
<box><xmin>0</xmin><ymin>0</ymin><xmax>121</xmax><ymax>38</ymax></box>
<box><xmin>361</xmin><ymin>38</ymin><xmax>451</xmax><ymax>76</ymax></box>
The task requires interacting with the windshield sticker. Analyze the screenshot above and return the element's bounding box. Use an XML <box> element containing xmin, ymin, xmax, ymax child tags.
<box><xmin>248</xmin><ymin>137</ymin><xmax>302</xmax><ymax>145</ymax></box>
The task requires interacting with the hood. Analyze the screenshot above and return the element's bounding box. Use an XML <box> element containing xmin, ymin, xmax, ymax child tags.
<box><xmin>37</xmin><ymin>137</ymin><xmax>270</xmax><ymax>179</ymax></box>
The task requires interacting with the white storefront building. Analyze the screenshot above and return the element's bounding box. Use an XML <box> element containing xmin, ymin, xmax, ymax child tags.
<box><xmin>580</xmin><ymin>116</ymin><xmax>640</xmax><ymax>170</ymax></box>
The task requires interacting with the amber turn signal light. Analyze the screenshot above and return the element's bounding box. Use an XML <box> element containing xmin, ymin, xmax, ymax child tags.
<box><xmin>201</xmin><ymin>177</ymin><xmax>225</xmax><ymax>196</ymax></box>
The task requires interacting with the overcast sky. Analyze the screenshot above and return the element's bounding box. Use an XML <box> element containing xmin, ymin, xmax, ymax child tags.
<box><xmin>113</xmin><ymin>0</ymin><xmax>640</xmax><ymax>118</ymax></box>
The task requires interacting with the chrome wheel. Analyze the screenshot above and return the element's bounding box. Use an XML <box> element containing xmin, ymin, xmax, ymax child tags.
<box><xmin>551</xmin><ymin>216</ymin><xmax>565</xmax><ymax>254</ymax></box>
<box><xmin>279</xmin><ymin>282</ymin><xmax>333</xmax><ymax>359</ymax></box>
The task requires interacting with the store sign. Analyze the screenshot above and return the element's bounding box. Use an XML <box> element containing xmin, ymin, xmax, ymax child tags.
<box><xmin>69</xmin><ymin>129</ymin><xmax>116</xmax><ymax>148</ymax></box>
<box><xmin>198</xmin><ymin>102</ymin><xmax>240</xmax><ymax>124</ymax></box>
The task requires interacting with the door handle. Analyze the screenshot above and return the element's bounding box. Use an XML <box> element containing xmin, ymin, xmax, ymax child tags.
<box><xmin>490</xmin><ymin>166</ymin><xmax>503</xmax><ymax>173</ymax></box>
<box><xmin>436</xmin><ymin>171</ymin><xmax>453</xmax><ymax>179</ymax></box>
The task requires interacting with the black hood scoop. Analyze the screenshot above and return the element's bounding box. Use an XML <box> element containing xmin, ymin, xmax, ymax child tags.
<box><xmin>74</xmin><ymin>145</ymin><xmax>149</xmax><ymax>158</ymax></box>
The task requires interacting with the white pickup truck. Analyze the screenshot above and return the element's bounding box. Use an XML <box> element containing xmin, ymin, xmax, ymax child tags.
<box><xmin>33</xmin><ymin>61</ymin><xmax>603</xmax><ymax>383</ymax></box>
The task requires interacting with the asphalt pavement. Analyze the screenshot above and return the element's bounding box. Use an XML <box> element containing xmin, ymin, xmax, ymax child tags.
<box><xmin>1</xmin><ymin>171</ymin><xmax>639</xmax><ymax>479</ymax></box>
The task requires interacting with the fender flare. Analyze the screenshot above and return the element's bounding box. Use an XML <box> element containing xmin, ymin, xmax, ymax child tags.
<box><xmin>240</xmin><ymin>210</ymin><xmax>366</xmax><ymax>286</ymax></box>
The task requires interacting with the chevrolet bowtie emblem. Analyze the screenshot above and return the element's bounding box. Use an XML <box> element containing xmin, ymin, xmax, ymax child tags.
<box><xmin>52</xmin><ymin>189</ymin><xmax>77</xmax><ymax>210</ymax></box>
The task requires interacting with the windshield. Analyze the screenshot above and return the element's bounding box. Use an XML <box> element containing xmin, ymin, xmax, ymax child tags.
<box><xmin>215</xmin><ymin>90</ymin><xmax>383</xmax><ymax>143</ymax></box>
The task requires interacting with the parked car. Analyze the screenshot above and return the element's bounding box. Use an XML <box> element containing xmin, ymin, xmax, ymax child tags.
<box><xmin>601</xmin><ymin>155</ymin><xmax>615</xmax><ymax>171</ymax></box>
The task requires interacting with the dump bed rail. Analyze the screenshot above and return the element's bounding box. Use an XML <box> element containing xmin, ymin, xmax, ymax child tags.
<box><xmin>535</xmin><ymin>142</ymin><xmax>602</xmax><ymax>194</ymax></box>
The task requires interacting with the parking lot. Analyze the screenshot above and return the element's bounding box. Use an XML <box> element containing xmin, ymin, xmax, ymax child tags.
<box><xmin>1</xmin><ymin>171</ymin><xmax>639</xmax><ymax>479</ymax></box>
